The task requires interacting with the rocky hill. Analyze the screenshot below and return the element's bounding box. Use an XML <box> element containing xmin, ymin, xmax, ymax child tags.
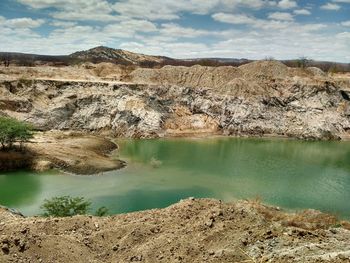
<box><xmin>0</xmin><ymin>46</ymin><xmax>172</xmax><ymax>66</ymax></box>
<box><xmin>69</xmin><ymin>46</ymin><xmax>169</xmax><ymax>65</ymax></box>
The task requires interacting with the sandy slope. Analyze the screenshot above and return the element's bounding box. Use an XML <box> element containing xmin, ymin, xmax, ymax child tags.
<box><xmin>0</xmin><ymin>131</ymin><xmax>125</xmax><ymax>174</ymax></box>
<box><xmin>1</xmin><ymin>198</ymin><xmax>350</xmax><ymax>263</ymax></box>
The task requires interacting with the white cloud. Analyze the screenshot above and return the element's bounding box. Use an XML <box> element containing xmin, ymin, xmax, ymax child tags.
<box><xmin>220</xmin><ymin>0</ymin><xmax>273</xmax><ymax>9</ymax></box>
<box><xmin>159</xmin><ymin>23</ymin><xmax>213</xmax><ymax>38</ymax></box>
<box><xmin>268</xmin><ymin>12</ymin><xmax>294</xmax><ymax>21</ymax></box>
<box><xmin>212</xmin><ymin>13</ymin><xmax>257</xmax><ymax>24</ymax></box>
<box><xmin>213</xmin><ymin>12</ymin><xmax>295</xmax><ymax>29</ymax></box>
<box><xmin>51</xmin><ymin>12</ymin><xmax>120</xmax><ymax>22</ymax></box>
<box><xmin>113</xmin><ymin>0</ymin><xmax>223</xmax><ymax>20</ymax></box>
<box><xmin>320</xmin><ymin>3</ymin><xmax>341</xmax><ymax>10</ymax></box>
<box><xmin>50</xmin><ymin>20</ymin><xmax>76</xmax><ymax>28</ymax></box>
<box><xmin>293</xmin><ymin>9</ymin><xmax>311</xmax><ymax>15</ymax></box>
<box><xmin>17</xmin><ymin>0</ymin><xmax>83</xmax><ymax>9</ymax></box>
<box><xmin>49</xmin><ymin>25</ymin><xmax>98</xmax><ymax>41</ymax></box>
<box><xmin>0</xmin><ymin>17</ymin><xmax>44</xmax><ymax>28</ymax></box>
<box><xmin>336</xmin><ymin>32</ymin><xmax>350</xmax><ymax>39</ymax></box>
<box><xmin>18</xmin><ymin>0</ymin><xmax>279</xmax><ymax>22</ymax></box>
<box><xmin>103</xmin><ymin>19</ymin><xmax>157</xmax><ymax>38</ymax></box>
<box><xmin>112</xmin><ymin>0</ymin><xmax>278</xmax><ymax>21</ymax></box>
<box><xmin>18</xmin><ymin>0</ymin><xmax>118</xmax><ymax>21</ymax></box>
<box><xmin>277</xmin><ymin>0</ymin><xmax>297</xmax><ymax>9</ymax></box>
<box><xmin>332</xmin><ymin>0</ymin><xmax>350</xmax><ymax>3</ymax></box>
<box><xmin>341</xmin><ymin>21</ymin><xmax>350</xmax><ymax>26</ymax></box>
<box><xmin>17</xmin><ymin>0</ymin><xmax>112</xmax><ymax>11</ymax></box>
<box><xmin>113</xmin><ymin>0</ymin><xmax>181</xmax><ymax>20</ymax></box>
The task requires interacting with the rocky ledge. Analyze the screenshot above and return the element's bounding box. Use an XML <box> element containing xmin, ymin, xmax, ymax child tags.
<box><xmin>1</xmin><ymin>82</ymin><xmax>349</xmax><ymax>140</ymax></box>
<box><xmin>1</xmin><ymin>198</ymin><xmax>350</xmax><ymax>262</ymax></box>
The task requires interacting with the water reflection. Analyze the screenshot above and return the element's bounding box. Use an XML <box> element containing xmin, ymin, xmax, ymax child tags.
<box><xmin>0</xmin><ymin>171</ymin><xmax>41</xmax><ymax>207</ymax></box>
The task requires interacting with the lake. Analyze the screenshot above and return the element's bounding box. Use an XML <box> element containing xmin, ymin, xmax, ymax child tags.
<box><xmin>1</xmin><ymin>137</ymin><xmax>350</xmax><ymax>218</ymax></box>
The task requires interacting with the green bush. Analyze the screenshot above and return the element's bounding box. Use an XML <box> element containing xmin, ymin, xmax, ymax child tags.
<box><xmin>95</xmin><ymin>206</ymin><xmax>109</xmax><ymax>216</ymax></box>
<box><xmin>41</xmin><ymin>196</ymin><xmax>91</xmax><ymax>217</ymax></box>
<box><xmin>0</xmin><ymin>117</ymin><xmax>33</xmax><ymax>150</ymax></box>
<box><xmin>40</xmin><ymin>196</ymin><xmax>110</xmax><ymax>217</ymax></box>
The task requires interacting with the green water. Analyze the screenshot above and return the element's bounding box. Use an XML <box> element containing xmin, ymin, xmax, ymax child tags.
<box><xmin>1</xmin><ymin>137</ymin><xmax>350</xmax><ymax>218</ymax></box>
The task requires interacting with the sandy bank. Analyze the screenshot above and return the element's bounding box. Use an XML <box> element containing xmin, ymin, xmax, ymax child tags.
<box><xmin>0</xmin><ymin>131</ymin><xmax>125</xmax><ymax>175</ymax></box>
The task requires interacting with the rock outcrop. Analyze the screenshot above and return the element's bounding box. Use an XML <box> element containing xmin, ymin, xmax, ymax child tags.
<box><xmin>70</xmin><ymin>46</ymin><xmax>167</xmax><ymax>65</ymax></box>
<box><xmin>0</xmin><ymin>61</ymin><xmax>349</xmax><ymax>139</ymax></box>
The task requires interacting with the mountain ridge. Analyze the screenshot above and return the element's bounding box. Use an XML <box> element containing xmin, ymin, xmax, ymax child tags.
<box><xmin>0</xmin><ymin>46</ymin><xmax>349</xmax><ymax>72</ymax></box>
<box><xmin>69</xmin><ymin>46</ymin><xmax>172</xmax><ymax>65</ymax></box>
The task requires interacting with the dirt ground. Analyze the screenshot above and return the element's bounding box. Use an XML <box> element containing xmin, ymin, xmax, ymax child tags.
<box><xmin>0</xmin><ymin>198</ymin><xmax>350</xmax><ymax>263</ymax></box>
<box><xmin>28</xmin><ymin>131</ymin><xmax>125</xmax><ymax>174</ymax></box>
<box><xmin>0</xmin><ymin>131</ymin><xmax>125</xmax><ymax>174</ymax></box>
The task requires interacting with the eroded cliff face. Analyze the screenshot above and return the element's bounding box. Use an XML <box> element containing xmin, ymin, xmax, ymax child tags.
<box><xmin>0</xmin><ymin>62</ymin><xmax>349</xmax><ymax>139</ymax></box>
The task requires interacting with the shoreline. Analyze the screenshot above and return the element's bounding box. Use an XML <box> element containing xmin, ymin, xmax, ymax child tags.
<box><xmin>119</xmin><ymin>131</ymin><xmax>350</xmax><ymax>141</ymax></box>
<box><xmin>2</xmin><ymin>130</ymin><xmax>350</xmax><ymax>175</ymax></box>
<box><xmin>2</xmin><ymin>130</ymin><xmax>350</xmax><ymax>176</ymax></box>
<box><xmin>0</xmin><ymin>131</ymin><xmax>126</xmax><ymax>175</ymax></box>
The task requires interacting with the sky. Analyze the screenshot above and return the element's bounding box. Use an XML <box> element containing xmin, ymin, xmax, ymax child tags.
<box><xmin>0</xmin><ymin>0</ymin><xmax>349</xmax><ymax>62</ymax></box>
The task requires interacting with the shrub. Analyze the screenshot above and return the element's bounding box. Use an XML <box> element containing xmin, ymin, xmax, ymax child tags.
<box><xmin>41</xmin><ymin>196</ymin><xmax>110</xmax><ymax>217</ymax></box>
<box><xmin>41</xmin><ymin>196</ymin><xmax>91</xmax><ymax>217</ymax></box>
<box><xmin>297</xmin><ymin>56</ymin><xmax>309</xmax><ymax>69</ymax></box>
<box><xmin>95</xmin><ymin>206</ymin><xmax>109</xmax><ymax>217</ymax></box>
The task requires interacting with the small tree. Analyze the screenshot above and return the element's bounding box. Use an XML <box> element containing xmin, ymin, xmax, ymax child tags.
<box><xmin>0</xmin><ymin>117</ymin><xmax>33</xmax><ymax>150</ymax></box>
<box><xmin>264</xmin><ymin>56</ymin><xmax>275</xmax><ymax>61</ymax></box>
<box><xmin>2</xmin><ymin>54</ymin><xmax>10</xmax><ymax>67</ymax></box>
<box><xmin>297</xmin><ymin>56</ymin><xmax>309</xmax><ymax>69</ymax></box>
<box><xmin>40</xmin><ymin>196</ymin><xmax>110</xmax><ymax>217</ymax></box>
<box><xmin>41</xmin><ymin>196</ymin><xmax>92</xmax><ymax>217</ymax></box>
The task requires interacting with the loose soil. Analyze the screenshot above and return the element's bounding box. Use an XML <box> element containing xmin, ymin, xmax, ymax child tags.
<box><xmin>0</xmin><ymin>198</ymin><xmax>350</xmax><ymax>263</ymax></box>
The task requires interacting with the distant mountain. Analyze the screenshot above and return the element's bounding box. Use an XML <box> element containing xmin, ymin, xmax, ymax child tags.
<box><xmin>0</xmin><ymin>46</ymin><xmax>173</xmax><ymax>66</ymax></box>
<box><xmin>184</xmin><ymin>57</ymin><xmax>252</xmax><ymax>64</ymax></box>
<box><xmin>0</xmin><ymin>52</ymin><xmax>70</xmax><ymax>66</ymax></box>
<box><xmin>0</xmin><ymin>46</ymin><xmax>349</xmax><ymax>72</ymax></box>
<box><xmin>69</xmin><ymin>46</ymin><xmax>171</xmax><ymax>65</ymax></box>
